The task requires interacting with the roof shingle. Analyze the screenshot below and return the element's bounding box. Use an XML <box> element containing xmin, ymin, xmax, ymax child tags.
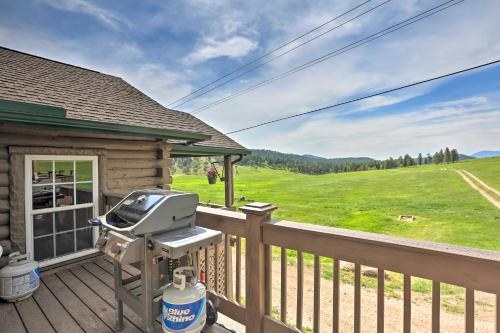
<box><xmin>0</xmin><ymin>47</ymin><xmax>246</xmax><ymax>151</ymax></box>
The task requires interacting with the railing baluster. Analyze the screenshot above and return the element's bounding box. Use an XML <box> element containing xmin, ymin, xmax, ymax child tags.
<box><xmin>496</xmin><ymin>294</ymin><xmax>500</xmax><ymax>333</ymax></box>
<box><xmin>333</xmin><ymin>259</ymin><xmax>340</xmax><ymax>333</ymax></box>
<box><xmin>314</xmin><ymin>255</ymin><xmax>321</xmax><ymax>333</ymax></box>
<box><xmin>354</xmin><ymin>263</ymin><xmax>361</xmax><ymax>333</ymax></box>
<box><xmin>403</xmin><ymin>275</ymin><xmax>411</xmax><ymax>333</ymax></box>
<box><xmin>280</xmin><ymin>247</ymin><xmax>287</xmax><ymax>323</ymax></box>
<box><xmin>377</xmin><ymin>268</ymin><xmax>385</xmax><ymax>333</ymax></box>
<box><xmin>205</xmin><ymin>247</ymin><xmax>210</xmax><ymax>289</ymax></box>
<box><xmin>264</xmin><ymin>244</ymin><xmax>272</xmax><ymax>316</ymax></box>
<box><xmin>236</xmin><ymin>236</ymin><xmax>241</xmax><ymax>303</ymax></box>
<box><xmin>432</xmin><ymin>281</ymin><xmax>440</xmax><ymax>333</ymax></box>
<box><xmin>224</xmin><ymin>234</ymin><xmax>233</xmax><ymax>298</ymax></box>
<box><xmin>465</xmin><ymin>289</ymin><xmax>474</xmax><ymax>333</ymax></box>
<box><xmin>214</xmin><ymin>242</ymin><xmax>219</xmax><ymax>293</ymax></box>
<box><xmin>296</xmin><ymin>251</ymin><xmax>303</xmax><ymax>330</ymax></box>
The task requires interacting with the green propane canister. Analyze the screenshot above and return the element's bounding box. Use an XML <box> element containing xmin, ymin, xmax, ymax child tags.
<box><xmin>0</xmin><ymin>252</ymin><xmax>40</xmax><ymax>302</ymax></box>
<box><xmin>162</xmin><ymin>266</ymin><xmax>206</xmax><ymax>333</ymax></box>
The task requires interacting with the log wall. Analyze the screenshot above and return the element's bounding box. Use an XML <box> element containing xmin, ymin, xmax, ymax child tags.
<box><xmin>0</xmin><ymin>126</ymin><xmax>173</xmax><ymax>253</ymax></box>
<box><xmin>0</xmin><ymin>145</ymin><xmax>10</xmax><ymax>264</ymax></box>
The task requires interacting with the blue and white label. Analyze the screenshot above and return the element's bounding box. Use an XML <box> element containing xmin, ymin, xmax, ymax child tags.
<box><xmin>162</xmin><ymin>297</ymin><xmax>206</xmax><ymax>332</ymax></box>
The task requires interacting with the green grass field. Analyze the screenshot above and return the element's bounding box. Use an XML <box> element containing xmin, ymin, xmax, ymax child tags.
<box><xmin>173</xmin><ymin>157</ymin><xmax>500</xmax><ymax>250</ymax></box>
<box><xmin>173</xmin><ymin>157</ymin><xmax>499</xmax><ymax>309</ymax></box>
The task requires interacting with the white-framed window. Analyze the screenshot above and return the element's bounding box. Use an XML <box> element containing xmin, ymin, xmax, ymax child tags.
<box><xmin>25</xmin><ymin>155</ymin><xmax>99</xmax><ymax>267</ymax></box>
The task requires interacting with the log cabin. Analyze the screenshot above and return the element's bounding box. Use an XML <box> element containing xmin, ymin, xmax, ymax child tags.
<box><xmin>2</xmin><ymin>47</ymin><xmax>500</xmax><ymax>333</ymax></box>
<box><xmin>0</xmin><ymin>46</ymin><xmax>249</xmax><ymax>268</ymax></box>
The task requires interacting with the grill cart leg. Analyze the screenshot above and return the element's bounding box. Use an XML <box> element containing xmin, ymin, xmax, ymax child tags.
<box><xmin>143</xmin><ymin>236</ymin><xmax>156</xmax><ymax>333</ymax></box>
<box><xmin>114</xmin><ymin>261</ymin><xmax>124</xmax><ymax>331</ymax></box>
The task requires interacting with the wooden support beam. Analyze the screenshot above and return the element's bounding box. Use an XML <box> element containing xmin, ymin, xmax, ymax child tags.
<box><xmin>241</xmin><ymin>202</ymin><xmax>277</xmax><ymax>333</ymax></box>
<box><xmin>224</xmin><ymin>155</ymin><xmax>234</xmax><ymax>209</ymax></box>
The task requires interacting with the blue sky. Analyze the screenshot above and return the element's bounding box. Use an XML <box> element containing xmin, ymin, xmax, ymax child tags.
<box><xmin>0</xmin><ymin>0</ymin><xmax>499</xmax><ymax>158</ymax></box>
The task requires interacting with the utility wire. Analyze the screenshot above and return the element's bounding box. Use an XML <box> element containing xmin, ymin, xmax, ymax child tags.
<box><xmin>172</xmin><ymin>0</ymin><xmax>391</xmax><ymax>109</ymax></box>
<box><xmin>167</xmin><ymin>0</ymin><xmax>374</xmax><ymax>107</ymax></box>
<box><xmin>192</xmin><ymin>0</ymin><xmax>462</xmax><ymax>114</ymax></box>
<box><xmin>224</xmin><ymin>59</ymin><xmax>500</xmax><ymax>135</ymax></box>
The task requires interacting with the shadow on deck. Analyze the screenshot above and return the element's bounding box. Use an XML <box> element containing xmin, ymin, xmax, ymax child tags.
<box><xmin>0</xmin><ymin>256</ymin><xmax>235</xmax><ymax>333</ymax></box>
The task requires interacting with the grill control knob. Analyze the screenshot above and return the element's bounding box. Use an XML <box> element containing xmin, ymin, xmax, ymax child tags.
<box><xmin>96</xmin><ymin>234</ymin><xmax>107</xmax><ymax>248</ymax></box>
<box><xmin>111</xmin><ymin>244</ymin><xmax>122</xmax><ymax>254</ymax></box>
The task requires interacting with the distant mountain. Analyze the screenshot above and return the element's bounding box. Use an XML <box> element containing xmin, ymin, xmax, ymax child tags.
<box><xmin>249</xmin><ymin>150</ymin><xmax>374</xmax><ymax>164</ymax></box>
<box><xmin>471</xmin><ymin>151</ymin><xmax>500</xmax><ymax>158</ymax></box>
<box><xmin>459</xmin><ymin>154</ymin><xmax>475</xmax><ymax>160</ymax></box>
<box><xmin>240</xmin><ymin>149</ymin><xmax>376</xmax><ymax>175</ymax></box>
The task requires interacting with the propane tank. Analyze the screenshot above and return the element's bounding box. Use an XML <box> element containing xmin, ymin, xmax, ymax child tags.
<box><xmin>0</xmin><ymin>252</ymin><xmax>40</xmax><ymax>302</ymax></box>
<box><xmin>162</xmin><ymin>266</ymin><xmax>206</xmax><ymax>333</ymax></box>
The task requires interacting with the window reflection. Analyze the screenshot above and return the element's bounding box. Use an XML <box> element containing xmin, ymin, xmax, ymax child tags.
<box><xmin>32</xmin><ymin>185</ymin><xmax>54</xmax><ymax>210</ymax></box>
<box><xmin>76</xmin><ymin>161</ymin><xmax>92</xmax><ymax>182</ymax></box>
<box><xmin>55</xmin><ymin>210</ymin><xmax>74</xmax><ymax>233</ymax></box>
<box><xmin>32</xmin><ymin>160</ymin><xmax>52</xmax><ymax>184</ymax></box>
<box><xmin>55</xmin><ymin>184</ymin><xmax>74</xmax><ymax>207</ymax></box>
<box><xmin>55</xmin><ymin>161</ymin><xmax>74</xmax><ymax>183</ymax></box>
<box><xmin>33</xmin><ymin>213</ymin><xmax>53</xmax><ymax>237</ymax></box>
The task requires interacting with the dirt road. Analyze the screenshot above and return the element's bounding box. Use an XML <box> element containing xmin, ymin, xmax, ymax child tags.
<box><xmin>456</xmin><ymin>170</ymin><xmax>500</xmax><ymax>209</ymax></box>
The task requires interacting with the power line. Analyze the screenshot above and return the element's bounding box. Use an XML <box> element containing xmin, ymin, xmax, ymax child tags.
<box><xmin>225</xmin><ymin>59</ymin><xmax>500</xmax><ymax>135</ymax></box>
<box><xmin>167</xmin><ymin>0</ymin><xmax>374</xmax><ymax>107</ymax></box>
<box><xmin>171</xmin><ymin>0</ymin><xmax>390</xmax><ymax>109</ymax></box>
<box><xmin>192</xmin><ymin>0</ymin><xmax>463</xmax><ymax>114</ymax></box>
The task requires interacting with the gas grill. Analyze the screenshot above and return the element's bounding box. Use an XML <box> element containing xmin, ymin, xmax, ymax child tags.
<box><xmin>90</xmin><ymin>189</ymin><xmax>222</xmax><ymax>332</ymax></box>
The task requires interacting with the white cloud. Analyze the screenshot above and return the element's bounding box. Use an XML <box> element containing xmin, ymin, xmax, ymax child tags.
<box><xmin>184</xmin><ymin>36</ymin><xmax>258</xmax><ymax>64</ymax></box>
<box><xmin>229</xmin><ymin>94</ymin><xmax>500</xmax><ymax>159</ymax></box>
<box><xmin>41</xmin><ymin>0</ymin><xmax>131</xmax><ymax>30</ymax></box>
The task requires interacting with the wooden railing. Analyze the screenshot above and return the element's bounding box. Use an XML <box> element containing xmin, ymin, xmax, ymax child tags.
<box><xmin>196</xmin><ymin>202</ymin><xmax>500</xmax><ymax>333</ymax></box>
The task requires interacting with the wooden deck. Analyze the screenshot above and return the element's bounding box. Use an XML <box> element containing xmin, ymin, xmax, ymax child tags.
<box><xmin>0</xmin><ymin>256</ymin><xmax>234</xmax><ymax>333</ymax></box>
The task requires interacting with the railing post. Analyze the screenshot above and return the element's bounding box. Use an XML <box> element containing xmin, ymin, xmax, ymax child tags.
<box><xmin>240</xmin><ymin>202</ymin><xmax>277</xmax><ymax>333</ymax></box>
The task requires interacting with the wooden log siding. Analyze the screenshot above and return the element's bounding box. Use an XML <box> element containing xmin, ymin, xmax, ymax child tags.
<box><xmin>0</xmin><ymin>146</ymin><xmax>8</xmax><ymax>242</ymax></box>
<box><xmin>106</xmin><ymin>145</ymin><xmax>172</xmax><ymax>191</ymax></box>
<box><xmin>194</xmin><ymin>205</ymin><xmax>500</xmax><ymax>333</ymax></box>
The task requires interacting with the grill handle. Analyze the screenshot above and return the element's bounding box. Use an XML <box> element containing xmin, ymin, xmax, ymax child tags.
<box><xmin>88</xmin><ymin>217</ymin><xmax>102</xmax><ymax>227</ymax></box>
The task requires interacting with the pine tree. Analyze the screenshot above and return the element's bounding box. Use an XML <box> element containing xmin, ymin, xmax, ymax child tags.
<box><xmin>417</xmin><ymin>153</ymin><xmax>423</xmax><ymax>165</ymax></box>
<box><xmin>444</xmin><ymin>147</ymin><xmax>451</xmax><ymax>163</ymax></box>
<box><xmin>451</xmin><ymin>148</ymin><xmax>459</xmax><ymax>162</ymax></box>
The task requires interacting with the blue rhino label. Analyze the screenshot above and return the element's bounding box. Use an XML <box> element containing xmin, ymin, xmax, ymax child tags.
<box><xmin>162</xmin><ymin>296</ymin><xmax>206</xmax><ymax>332</ymax></box>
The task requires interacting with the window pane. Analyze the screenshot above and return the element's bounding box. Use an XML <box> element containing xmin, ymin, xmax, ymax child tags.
<box><xmin>55</xmin><ymin>210</ymin><xmax>74</xmax><ymax>233</ymax></box>
<box><xmin>76</xmin><ymin>161</ymin><xmax>92</xmax><ymax>182</ymax></box>
<box><xmin>56</xmin><ymin>232</ymin><xmax>74</xmax><ymax>256</ymax></box>
<box><xmin>32</xmin><ymin>160</ymin><xmax>52</xmax><ymax>185</ymax></box>
<box><xmin>75</xmin><ymin>207</ymin><xmax>93</xmax><ymax>229</ymax></box>
<box><xmin>32</xmin><ymin>185</ymin><xmax>54</xmax><ymax>210</ymax></box>
<box><xmin>76</xmin><ymin>228</ymin><xmax>93</xmax><ymax>251</ymax></box>
<box><xmin>33</xmin><ymin>213</ymin><xmax>53</xmax><ymax>237</ymax></box>
<box><xmin>55</xmin><ymin>184</ymin><xmax>74</xmax><ymax>207</ymax></box>
<box><xmin>76</xmin><ymin>183</ymin><xmax>93</xmax><ymax>205</ymax></box>
<box><xmin>34</xmin><ymin>236</ymin><xmax>54</xmax><ymax>261</ymax></box>
<box><xmin>55</xmin><ymin>161</ymin><xmax>74</xmax><ymax>183</ymax></box>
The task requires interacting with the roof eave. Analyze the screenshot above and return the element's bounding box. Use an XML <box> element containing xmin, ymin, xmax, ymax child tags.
<box><xmin>0</xmin><ymin>99</ymin><xmax>211</xmax><ymax>142</ymax></box>
<box><xmin>171</xmin><ymin>144</ymin><xmax>251</xmax><ymax>157</ymax></box>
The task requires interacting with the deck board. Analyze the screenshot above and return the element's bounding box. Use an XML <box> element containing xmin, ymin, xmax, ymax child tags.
<box><xmin>0</xmin><ymin>301</ymin><xmax>26</xmax><ymax>333</ymax></box>
<box><xmin>32</xmin><ymin>283</ymin><xmax>83</xmax><ymax>333</ymax></box>
<box><xmin>43</xmin><ymin>274</ymin><xmax>113</xmax><ymax>333</ymax></box>
<box><xmin>15</xmin><ymin>297</ymin><xmax>55</xmax><ymax>333</ymax></box>
<box><xmin>56</xmin><ymin>269</ymin><xmax>142</xmax><ymax>333</ymax></box>
<box><xmin>0</xmin><ymin>259</ymin><xmax>235</xmax><ymax>333</ymax></box>
<box><xmin>70</xmin><ymin>265</ymin><xmax>146</xmax><ymax>329</ymax></box>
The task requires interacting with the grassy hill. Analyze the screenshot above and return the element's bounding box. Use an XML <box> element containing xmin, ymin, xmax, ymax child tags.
<box><xmin>172</xmin><ymin>157</ymin><xmax>500</xmax><ymax>250</ymax></box>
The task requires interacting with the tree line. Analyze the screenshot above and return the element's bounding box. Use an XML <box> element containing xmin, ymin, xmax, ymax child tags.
<box><xmin>171</xmin><ymin>147</ymin><xmax>465</xmax><ymax>176</ymax></box>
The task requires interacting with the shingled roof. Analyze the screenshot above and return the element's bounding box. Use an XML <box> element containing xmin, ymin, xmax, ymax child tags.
<box><xmin>0</xmin><ymin>47</ymin><xmax>247</xmax><ymax>154</ymax></box>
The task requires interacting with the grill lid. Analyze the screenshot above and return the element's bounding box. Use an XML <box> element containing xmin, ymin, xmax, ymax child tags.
<box><xmin>101</xmin><ymin>189</ymin><xmax>199</xmax><ymax>236</ymax></box>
